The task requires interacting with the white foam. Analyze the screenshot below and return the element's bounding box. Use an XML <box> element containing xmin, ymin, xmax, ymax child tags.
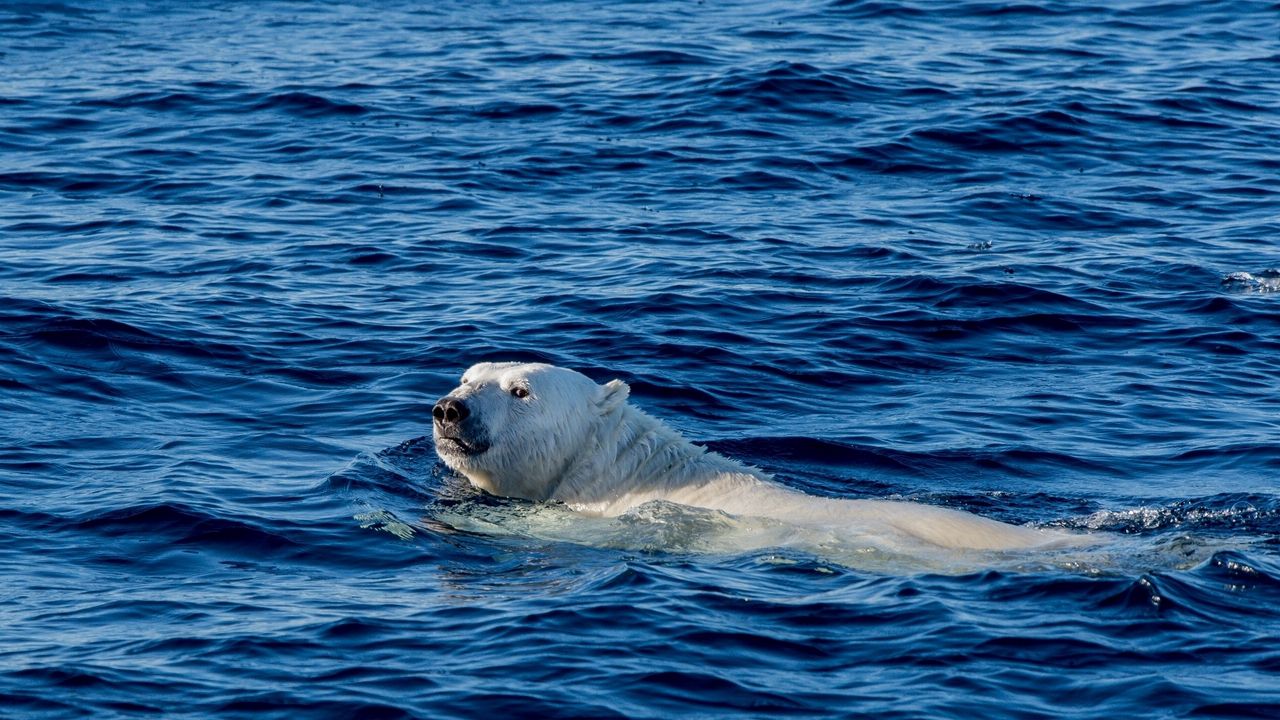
<box><xmin>1222</xmin><ymin>269</ymin><xmax>1280</xmax><ymax>293</ymax></box>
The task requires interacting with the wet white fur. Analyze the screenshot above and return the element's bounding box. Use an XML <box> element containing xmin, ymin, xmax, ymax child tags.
<box><xmin>434</xmin><ymin>362</ymin><xmax>1077</xmax><ymax>552</ymax></box>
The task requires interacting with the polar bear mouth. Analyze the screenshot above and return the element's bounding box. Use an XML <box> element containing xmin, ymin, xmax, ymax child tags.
<box><xmin>436</xmin><ymin>435</ymin><xmax>490</xmax><ymax>455</ymax></box>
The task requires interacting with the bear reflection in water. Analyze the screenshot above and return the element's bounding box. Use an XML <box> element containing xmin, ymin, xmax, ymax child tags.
<box><xmin>432</xmin><ymin>362</ymin><xmax>1085</xmax><ymax>553</ymax></box>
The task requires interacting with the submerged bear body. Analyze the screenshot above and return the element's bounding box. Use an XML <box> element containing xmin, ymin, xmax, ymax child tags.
<box><xmin>432</xmin><ymin>361</ymin><xmax>1077</xmax><ymax>552</ymax></box>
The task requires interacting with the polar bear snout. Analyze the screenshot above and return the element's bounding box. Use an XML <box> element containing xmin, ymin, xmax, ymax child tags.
<box><xmin>432</xmin><ymin>397</ymin><xmax>470</xmax><ymax>424</ymax></box>
<box><xmin>432</xmin><ymin>394</ymin><xmax>491</xmax><ymax>458</ymax></box>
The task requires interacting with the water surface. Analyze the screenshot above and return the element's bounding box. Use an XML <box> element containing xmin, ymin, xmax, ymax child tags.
<box><xmin>2</xmin><ymin>1</ymin><xmax>1279</xmax><ymax>717</ymax></box>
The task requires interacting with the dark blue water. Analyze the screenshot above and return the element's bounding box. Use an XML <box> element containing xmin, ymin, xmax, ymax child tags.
<box><xmin>3</xmin><ymin>0</ymin><xmax>1280</xmax><ymax>717</ymax></box>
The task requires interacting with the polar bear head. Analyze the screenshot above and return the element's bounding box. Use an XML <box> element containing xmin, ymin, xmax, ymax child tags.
<box><xmin>431</xmin><ymin>362</ymin><xmax>630</xmax><ymax>500</ymax></box>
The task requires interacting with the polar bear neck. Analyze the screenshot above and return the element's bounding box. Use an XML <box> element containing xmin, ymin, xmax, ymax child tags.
<box><xmin>546</xmin><ymin>401</ymin><xmax>767</xmax><ymax>510</ymax></box>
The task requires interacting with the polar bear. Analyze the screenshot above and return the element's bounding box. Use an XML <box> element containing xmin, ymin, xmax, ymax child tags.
<box><xmin>432</xmin><ymin>361</ymin><xmax>1078</xmax><ymax>552</ymax></box>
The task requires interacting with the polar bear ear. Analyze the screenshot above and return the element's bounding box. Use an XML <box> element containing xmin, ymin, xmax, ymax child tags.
<box><xmin>598</xmin><ymin>379</ymin><xmax>630</xmax><ymax>413</ymax></box>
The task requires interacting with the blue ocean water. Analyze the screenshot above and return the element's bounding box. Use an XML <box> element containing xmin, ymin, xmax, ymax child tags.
<box><xmin>3</xmin><ymin>0</ymin><xmax>1280</xmax><ymax>717</ymax></box>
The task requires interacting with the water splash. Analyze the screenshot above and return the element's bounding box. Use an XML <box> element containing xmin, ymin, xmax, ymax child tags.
<box><xmin>1222</xmin><ymin>269</ymin><xmax>1280</xmax><ymax>293</ymax></box>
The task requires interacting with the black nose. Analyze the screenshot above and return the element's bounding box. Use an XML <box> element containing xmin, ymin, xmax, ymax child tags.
<box><xmin>432</xmin><ymin>397</ymin><xmax>469</xmax><ymax>424</ymax></box>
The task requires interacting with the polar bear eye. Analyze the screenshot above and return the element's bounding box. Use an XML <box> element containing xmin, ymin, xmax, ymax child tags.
<box><xmin>510</xmin><ymin>387</ymin><xmax>529</xmax><ymax>399</ymax></box>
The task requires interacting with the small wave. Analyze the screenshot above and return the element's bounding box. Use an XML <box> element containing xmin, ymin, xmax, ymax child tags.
<box><xmin>716</xmin><ymin>170</ymin><xmax>813</xmax><ymax>191</ymax></box>
<box><xmin>828</xmin><ymin>1</ymin><xmax>927</xmax><ymax>19</ymax></box>
<box><xmin>589</xmin><ymin>49</ymin><xmax>713</xmax><ymax>66</ymax></box>
<box><xmin>1092</xmin><ymin>551</ymin><xmax>1280</xmax><ymax>620</ymax></box>
<box><xmin>472</xmin><ymin>101</ymin><xmax>563</xmax><ymax>119</ymax></box>
<box><xmin>1202</xmin><ymin>550</ymin><xmax>1280</xmax><ymax>591</ymax></box>
<box><xmin>0</xmin><ymin>170</ymin><xmax>135</xmax><ymax>194</ymax></box>
<box><xmin>698</xmin><ymin>61</ymin><xmax>881</xmax><ymax>118</ymax></box>
<box><xmin>27</xmin><ymin>115</ymin><xmax>98</xmax><ymax>132</ymax></box>
<box><xmin>78</xmin><ymin>90</ymin><xmax>206</xmax><ymax>112</ymax></box>
<box><xmin>73</xmin><ymin>503</ymin><xmax>304</xmax><ymax>551</ymax></box>
<box><xmin>5</xmin><ymin>311</ymin><xmax>253</xmax><ymax>366</ymax></box>
<box><xmin>710</xmin><ymin>437</ymin><xmax>918</xmax><ymax>475</ymax></box>
<box><xmin>249</xmin><ymin>91</ymin><xmax>369</xmax><ymax>117</ymax></box>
